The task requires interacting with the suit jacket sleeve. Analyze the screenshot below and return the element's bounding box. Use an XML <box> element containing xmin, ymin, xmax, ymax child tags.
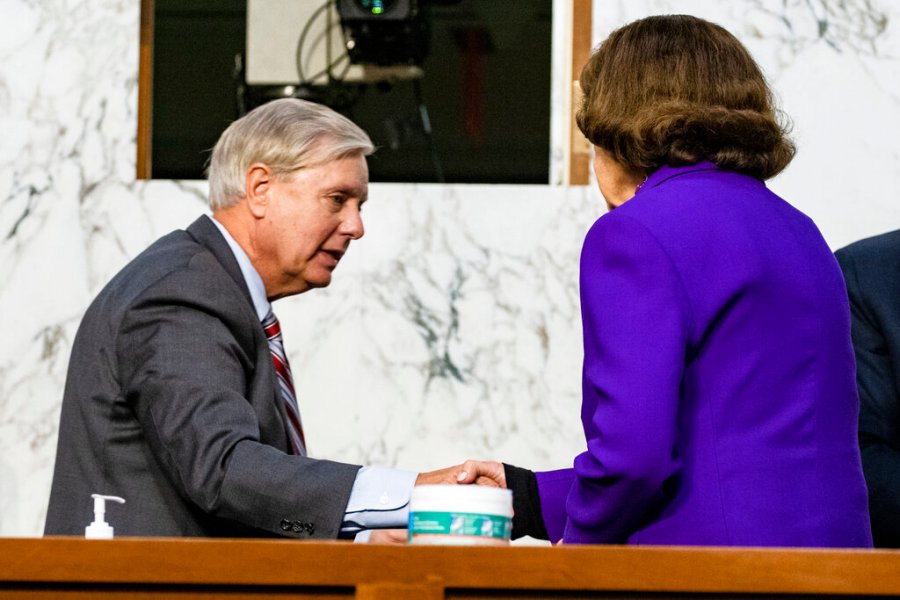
<box><xmin>117</xmin><ymin>259</ymin><xmax>361</xmax><ymax>538</ymax></box>
<box><xmin>836</xmin><ymin>247</ymin><xmax>900</xmax><ymax>547</ymax></box>
<box><xmin>564</xmin><ymin>214</ymin><xmax>689</xmax><ymax>544</ymax></box>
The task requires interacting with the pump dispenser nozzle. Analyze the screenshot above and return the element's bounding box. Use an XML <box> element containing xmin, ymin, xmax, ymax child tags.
<box><xmin>85</xmin><ymin>494</ymin><xmax>126</xmax><ymax>539</ymax></box>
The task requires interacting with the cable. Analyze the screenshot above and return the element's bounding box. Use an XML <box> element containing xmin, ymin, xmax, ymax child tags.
<box><xmin>233</xmin><ymin>52</ymin><xmax>247</xmax><ymax>116</ymax></box>
<box><xmin>413</xmin><ymin>78</ymin><xmax>445</xmax><ymax>183</ymax></box>
<box><xmin>301</xmin><ymin>47</ymin><xmax>351</xmax><ymax>84</ymax></box>
<box><xmin>326</xmin><ymin>0</ymin><xmax>333</xmax><ymax>80</ymax></box>
<box><xmin>296</xmin><ymin>0</ymin><xmax>357</xmax><ymax>86</ymax></box>
<box><xmin>295</xmin><ymin>0</ymin><xmax>335</xmax><ymax>84</ymax></box>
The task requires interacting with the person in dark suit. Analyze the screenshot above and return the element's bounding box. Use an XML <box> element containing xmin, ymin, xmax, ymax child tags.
<box><xmin>44</xmin><ymin>98</ymin><xmax>501</xmax><ymax>540</ymax></box>
<box><xmin>836</xmin><ymin>230</ymin><xmax>900</xmax><ymax>547</ymax></box>
<box><xmin>504</xmin><ymin>15</ymin><xmax>871</xmax><ymax>547</ymax></box>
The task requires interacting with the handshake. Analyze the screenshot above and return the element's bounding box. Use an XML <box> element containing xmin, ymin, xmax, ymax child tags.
<box><xmin>366</xmin><ymin>460</ymin><xmax>508</xmax><ymax>545</ymax></box>
<box><xmin>418</xmin><ymin>459</ymin><xmax>507</xmax><ymax>488</ymax></box>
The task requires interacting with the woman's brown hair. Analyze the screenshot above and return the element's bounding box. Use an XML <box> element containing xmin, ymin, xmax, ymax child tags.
<box><xmin>576</xmin><ymin>15</ymin><xmax>795</xmax><ymax>180</ymax></box>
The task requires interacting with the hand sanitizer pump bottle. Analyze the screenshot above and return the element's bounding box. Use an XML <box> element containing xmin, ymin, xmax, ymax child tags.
<box><xmin>85</xmin><ymin>494</ymin><xmax>126</xmax><ymax>539</ymax></box>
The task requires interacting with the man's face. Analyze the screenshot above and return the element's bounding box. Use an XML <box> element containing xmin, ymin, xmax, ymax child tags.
<box><xmin>256</xmin><ymin>154</ymin><xmax>368</xmax><ymax>299</ymax></box>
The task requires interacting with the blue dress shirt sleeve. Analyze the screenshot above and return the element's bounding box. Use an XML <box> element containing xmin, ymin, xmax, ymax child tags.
<box><xmin>341</xmin><ymin>466</ymin><xmax>418</xmax><ymax>535</ymax></box>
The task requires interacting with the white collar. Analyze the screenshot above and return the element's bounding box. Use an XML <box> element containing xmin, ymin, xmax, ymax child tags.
<box><xmin>210</xmin><ymin>216</ymin><xmax>271</xmax><ymax>322</ymax></box>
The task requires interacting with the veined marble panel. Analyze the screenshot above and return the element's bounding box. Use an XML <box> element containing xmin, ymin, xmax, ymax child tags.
<box><xmin>3</xmin><ymin>0</ymin><xmax>900</xmax><ymax>537</ymax></box>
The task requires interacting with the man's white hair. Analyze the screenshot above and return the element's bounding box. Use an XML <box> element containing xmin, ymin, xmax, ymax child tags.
<box><xmin>207</xmin><ymin>98</ymin><xmax>374</xmax><ymax>210</ymax></box>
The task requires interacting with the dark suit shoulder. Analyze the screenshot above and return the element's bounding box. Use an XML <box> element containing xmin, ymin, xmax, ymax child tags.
<box><xmin>836</xmin><ymin>230</ymin><xmax>900</xmax><ymax>303</ymax></box>
<box><xmin>123</xmin><ymin>235</ymin><xmax>258</xmax><ymax>333</ymax></box>
<box><xmin>80</xmin><ymin>224</ymin><xmax>259</xmax><ymax>362</ymax></box>
<box><xmin>836</xmin><ymin>229</ymin><xmax>900</xmax><ymax>267</ymax></box>
<box><xmin>99</xmin><ymin>229</ymin><xmax>205</xmax><ymax>301</ymax></box>
<box><xmin>98</xmin><ymin>221</ymin><xmax>247</xmax><ymax>311</ymax></box>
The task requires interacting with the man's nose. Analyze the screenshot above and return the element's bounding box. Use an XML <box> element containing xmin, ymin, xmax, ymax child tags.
<box><xmin>341</xmin><ymin>208</ymin><xmax>364</xmax><ymax>240</ymax></box>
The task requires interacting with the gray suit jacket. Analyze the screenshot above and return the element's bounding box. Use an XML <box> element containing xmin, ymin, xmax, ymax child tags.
<box><xmin>45</xmin><ymin>215</ymin><xmax>361</xmax><ymax>538</ymax></box>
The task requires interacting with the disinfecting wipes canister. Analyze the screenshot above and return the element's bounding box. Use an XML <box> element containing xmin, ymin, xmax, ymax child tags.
<box><xmin>408</xmin><ymin>485</ymin><xmax>513</xmax><ymax>545</ymax></box>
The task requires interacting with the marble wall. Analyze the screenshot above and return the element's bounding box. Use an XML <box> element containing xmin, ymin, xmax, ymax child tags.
<box><xmin>2</xmin><ymin>0</ymin><xmax>899</xmax><ymax>537</ymax></box>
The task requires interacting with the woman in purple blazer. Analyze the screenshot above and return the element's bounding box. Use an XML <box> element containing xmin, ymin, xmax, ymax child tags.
<box><xmin>504</xmin><ymin>15</ymin><xmax>872</xmax><ymax>547</ymax></box>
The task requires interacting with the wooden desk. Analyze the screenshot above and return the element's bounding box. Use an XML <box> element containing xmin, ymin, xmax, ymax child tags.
<box><xmin>2</xmin><ymin>538</ymin><xmax>900</xmax><ymax>598</ymax></box>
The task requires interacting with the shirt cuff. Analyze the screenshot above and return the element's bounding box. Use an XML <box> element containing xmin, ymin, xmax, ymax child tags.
<box><xmin>341</xmin><ymin>466</ymin><xmax>417</xmax><ymax>532</ymax></box>
<box><xmin>354</xmin><ymin>529</ymin><xmax>373</xmax><ymax>543</ymax></box>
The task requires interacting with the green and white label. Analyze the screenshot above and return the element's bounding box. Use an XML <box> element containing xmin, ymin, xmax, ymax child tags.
<box><xmin>409</xmin><ymin>511</ymin><xmax>512</xmax><ymax>540</ymax></box>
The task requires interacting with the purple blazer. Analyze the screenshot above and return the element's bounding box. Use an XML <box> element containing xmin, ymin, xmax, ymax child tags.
<box><xmin>536</xmin><ymin>163</ymin><xmax>872</xmax><ymax>547</ymax></box>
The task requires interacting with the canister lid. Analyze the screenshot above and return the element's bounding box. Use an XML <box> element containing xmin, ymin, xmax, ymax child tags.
<box><xmin>410</xmin><ymin>485</ymin><xmax>513</xmax><ymax>517</ymax></box>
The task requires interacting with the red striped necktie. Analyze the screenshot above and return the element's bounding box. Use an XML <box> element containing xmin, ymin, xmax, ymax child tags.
<box><xmin>262</xmin><ymin>310</ymin><xmax>307</xmax><ymax>456</ymax></box>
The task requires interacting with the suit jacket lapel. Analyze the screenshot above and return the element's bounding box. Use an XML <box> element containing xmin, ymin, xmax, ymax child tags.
<box><xmin>185</xmin><ymin>215</ymin><xmax>255</xmax><ymax>309</ymax></box>
<box><xmin>185</xmin><ymin>215</ymin><xmax>294</xmax><ymax>454</ymax></box>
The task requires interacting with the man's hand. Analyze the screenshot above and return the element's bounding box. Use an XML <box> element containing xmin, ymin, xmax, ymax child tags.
<box><xmin>367</xmin><ymin>529</ymin><xmax>408</xmax><ymax>544</ymax></box>
<box><xmin>416</xmin><ymin>460</ymin><xmax>506</xmax><ymax>488</ymax></box>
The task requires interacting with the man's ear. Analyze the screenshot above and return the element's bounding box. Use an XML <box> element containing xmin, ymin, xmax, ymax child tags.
<box><xmin>245</xmin><ymin>163</ymin><xmax>273</xmax><ymax>218</ymax></box>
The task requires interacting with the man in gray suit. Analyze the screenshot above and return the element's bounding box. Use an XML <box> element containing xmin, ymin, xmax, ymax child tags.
<box><xmin>45</xmin><ymin>99</ymin><xmax>503</xmax><ymax>540</ymax></box>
